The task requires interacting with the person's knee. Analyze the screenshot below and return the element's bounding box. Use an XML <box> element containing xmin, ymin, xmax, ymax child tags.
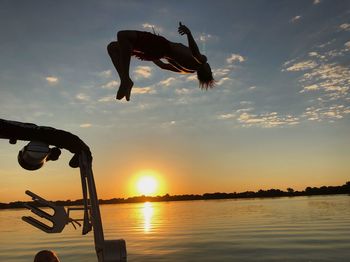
<box><xmin>117</xmin><ymin>30</ymin><xmax>137</xmax><ymax>43</ymax></box>
<box><xmin>117</xmin><ymin>30</ymin><xmax>128</xmax><ymax>41</ymax></box>
<box><xmin>107</xmin><ymin>41</ymin><xmax>119</xmax><ymax>54</ymax></box>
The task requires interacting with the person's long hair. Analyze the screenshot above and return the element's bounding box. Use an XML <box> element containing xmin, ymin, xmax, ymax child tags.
<box><xmin>197</xmin><ymin>63</ymin><xmax>215</xmax><ymax>89</ymax></box>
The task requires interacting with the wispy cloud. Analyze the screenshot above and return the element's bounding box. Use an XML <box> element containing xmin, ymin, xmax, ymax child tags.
<box><xmin>98</xmin><ymin>96</ymin><xmax>115</xmax><ymax>102</ymax></box>
<box><xmin>132</xmin><ymin>87</ymin><xmax>156</xmax><ymax>94</ymax></box>
<box><xmin>302</xmin><ymin>105</ymin><xmax>350</xmax><ymax>121</ymax></box>
<box><xmin>226</xmin><ymin>54</ymin><xmax>246</xmax><ymax>64</ymax></box>
<box><xmin>175</xmin><ymin>88</ymin><xmax>192</xmax><ymax>95</ymax></box>
<box><xmin>216</xmin><ymin>77</ymin><xmax>232</xmax><ymax>86</ymax></box>
<box><xmin>75</xmin><ymin>93</ymin><xmax>90</xmax><ymax>101</ymax></box>
<box><xmin>80</xmin><ymin>123</ymin><xmax>92</xmax><ymax>128</ymax></box>
<box><xmin>98</xmin><ymin>70</ymin><xmax>112</xmax><ymax>78</ymax></box>
<box><xmin>217</xmin><ymin>113</ymin><xmax>235</xmax><ymax>120</ymax></box>
<box><xmin>345</xmin><ymin>41</ymin><xmax>350</xmax><ymax>50</ymax></box>
<box><xmin>313</xmin><ymin>0</ymin><xmax>321</xmax><ymax>5</ymax></box>
<box><xmin>159</xmin><ymin>77</ymin><xmax>176</xmax><ymax>87</ymax></box>
<box><xmin>133</xmin><ymin>66</ymin><xmax>152</xmax><ymax>79</ymax></box>
<box><xmin>290</xmin><ymin>15</ymin><xmax>302</xmax><ymax>23</ymax></box>
<box><xmin>199</xmin><ymin>33</ymin><xmax>212</xmax><ymax>42</ymax></box>
<box><xmin>45</xmin><ymin>76</ymin><xmax>58</xmax><ymax>84</ymax></box>
<box><xmin>142</xmin><ymin>23</ymin><xmax>163</xmax><ymax>33</ymax></box>
<box><xmin>283</xmin><ymin>60</ymin><xmax>318</xmax><ymax>71</ymax></box>
<box><xmin>339</xmin><ymin>23</ymin><xmax>350</xmax><ymax>31</ymax></box>
<box><xmin>186</xmin><ymin>75</ymin><xmax>197</xmax><ymax>82</ymax></box>
<box><xmin>161</xmin><ymin>120</ymin><xmax>176</xmax><ymax>128</ymax></box>
<box><xmin>301</xmin><ymin>84</ymin><xmax>319</xmax><ymax>92</ymax></box>
<box><xmin>217</xmin><ymin>106</ymin><xmax>299</xmax><ymax>128</ymax></box>
<box><xmin>237</xmin><ymin>111</ymin><xmax>299</xmax><ymax>128</ymax></box>
<box><xmin>282</xmin><ymin>37</ymin><xmax>350</xmax><ymax>124</ymax></box>
<box><xmin>236</xmin><ymin>107</ymin><xmax>254</xmax><ymax>113</ymax></box>
<box><xmin>101</xmin><ymin>80</ymin><xmax>119</xmax><ymax>89</ymax></box>
<box><xmin>213</xmin><ymin>68</ymin><xmax>230</xmax><ymax>77</ymax></box>
<box><xmin>299</xmin><ymin>63</ymin><xmax>350</xmax><ymax>97</ymax></box>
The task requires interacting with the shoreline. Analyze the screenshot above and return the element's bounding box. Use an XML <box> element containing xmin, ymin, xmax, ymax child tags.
<box><xmin>1</xmin><ymin>181</ymin><xmax>349</xmax><ymax>210</ymax></box>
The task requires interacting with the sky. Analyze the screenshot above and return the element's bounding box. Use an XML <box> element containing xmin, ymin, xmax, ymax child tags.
<box><xmin>0</xmin><ymin>0</ymin><xmax>349</xmax><ymax>203</ymax></box>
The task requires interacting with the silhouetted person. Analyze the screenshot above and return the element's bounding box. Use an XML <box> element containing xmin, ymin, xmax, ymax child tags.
<box><xmin>107</xmin><ymin>22</ymin><xmax>214</xmax><ymax>101</ymax></box>
<box><xmin>34</xmin><ymin>250</ymin><xmax>60</xmax><ymax>262</ymax></box>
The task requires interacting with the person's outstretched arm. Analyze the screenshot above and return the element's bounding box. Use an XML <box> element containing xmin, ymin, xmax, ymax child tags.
<box><xmin>178</xmin><ymin>22</ymin><xmax>206</xmax><ymax>64</ymax></box>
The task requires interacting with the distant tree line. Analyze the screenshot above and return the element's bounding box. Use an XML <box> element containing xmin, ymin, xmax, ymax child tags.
<box><xmin>1</xmin><ymin>181</ymin><xmax>350</xmax><ymax>209</ymax></box>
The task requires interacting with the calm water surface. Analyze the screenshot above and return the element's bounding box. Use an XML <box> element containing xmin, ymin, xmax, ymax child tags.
<box><xmin>1</xmin><ymin>195</ymin><xmax>350</xmax><ymax>261</ymax></box>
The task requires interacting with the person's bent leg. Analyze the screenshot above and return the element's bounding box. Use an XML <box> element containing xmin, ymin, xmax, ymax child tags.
<box><xmin>107</xmin><ymin>40</ymin><xmax>132</xmax><ymax>100</ymax></box>
<box><xmin>115</xmin><ymin>30</ymin><xmax>139</xmax><ymax>101</ymax></box>
<box><xmin>107</xmin><ymin>41</ymin><xmax>123</xmax><ymax>78</ymax></box>
<box><xmin>107</xmin><ymin>41</ymin><xmax>130</xmax><ymax>100</ymax></box>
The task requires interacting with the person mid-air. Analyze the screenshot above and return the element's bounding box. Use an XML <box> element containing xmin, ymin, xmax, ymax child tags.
<box><xmin>107</xmin><ymin>22</ymin><xmax>214</xmax><ymax>101</ymax></box>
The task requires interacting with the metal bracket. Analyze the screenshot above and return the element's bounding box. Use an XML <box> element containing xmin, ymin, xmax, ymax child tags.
<box><xmin>22</xmin><ymin>190</ymin><xmax>70</xmax><ymax>233</ymax></box>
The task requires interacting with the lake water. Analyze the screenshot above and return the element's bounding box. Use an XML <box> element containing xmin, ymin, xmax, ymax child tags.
<box><xmin>1</xmin><ymin>195</ymin><xmax>350</xmax><ymax>261</ymax></box>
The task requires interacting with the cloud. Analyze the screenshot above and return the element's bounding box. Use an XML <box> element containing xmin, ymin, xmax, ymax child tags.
<box><xmin>159</xmin><ymin>77</ymin><xmax>176</xmax><ymax>87</ymax></box>
<box><xmin>308</xmin><ymin>51</ymin><xmax>326</xmax><ymax>60</ymax></box>
<box><xmin>345</xmin><ymin>41</ymin><xmax>350</xmax><ymax>50</ymax></box>
<box><xmin>132</xmin><ymin>87</ymin><xmax>156</xmax><ymax>94</ymax></box>
<box><xmin>217</xmin><ymin>113</ymin><xmax>235</xmax><ymax>120</ymax></box>
<box><xmin>101</xmin><ymin>80</ymin><xmax>119</xmax><ymax>89</ymax></box>
<box><xmin>308</xmin><ymin>52</ymin><xmax>318</xmax><ymax>57</ymax></box>
<box><xmin>186</xmin><ymin>75</ymin><xmax>197</xmax><ymax>81</ymax></box>
<box><xmin>75</xmin><ymin>93</ymin><xmax>90</xmax><ymax>101</ymax></box>
<box><xmin>226</xmin><ymin>54</ymin><xmax>246</xmax><ymax>64</ymax></box>
<box><xmin>98</xmin><ymin>96</ymin><xmax>115</xmax><ymax>102</ymax></box>
<box><xmin>339</xmin><ymin>23</ymin><xmax>350</xmax><ymax>31</ymax></box>
<box><xmin>80</xmin><ymin>123</ymin><xmax>92</xmax><ymax>128</ymax></box>
<box><xmin>236</xmin><ymin>108</ymin><xmax>254</xmax><ymax>113</ymax></box>
<box><xmin>240</xmin><ymin>101</ymin><xmax>253</xmax><ymax>106</ymax></box>
<box><xmin>283</xmin><ymin>40</ymin><xmax>350</xmax><ymax>124</ymax></box>
<box><xmin>213</xmin><ymin>68</ymin><xmax>230</xmax><ymax>77</ymax></box>
<box><xmin>237</xmin><ymin>112</ymin><xmax>299</xmax><ymax>128</ymax></box>
<box><xmin>175</xmin><ymin>88</ymin><xmax>192</xmax><ymax>95</ymax></box>
<box><xmin>98</xmin><ymin>70</ymin><xmax>112</xmax><ymax>78</ymax></box>
<box><xmin>161</xmin><ymin>120</ymin><xmax>176</xmax><ymax>128</ymax></box>
<box><xmin>199</xmin><ymin>33</ymin><xmax>212</xmax><ymax>42</ymax></box>
<box><xmin>45</xmin><ymin>76</ymin><xmax>58</xmax><ymax>84</ymax></box>
<box><xmin>290</xmin><ymin>15</ymin><xmax>302</xmax><ymax>23</ymax></box>
<box><xmin>284</xmin><ymin>60</ymin><xmax>318</xmax><ymax>71</ymax></box>
<box><xmin>142</xmin><ymin>23</ymin><xmax>163</xmax><ymax>33</ymax></box>
<box><xmin>283</xmin><ymin>59</ymin><xmax>296</xmax><ymax>67</ymax></box>
<box><xmin>317</xmin><ymin>39</ymin><xmax>336</xmax><ymax>49</ymax></box>
<box><xmin>299</xmin><ymin>63</ymin><xmax>350</xmax><ymax>97</ymax></box>
<box><xmin>302</xmin><ymin>105</ymin><xmax>350</xmax><ymax>121</ymax></box>
<box><xmin>133</xmin><ymin>66</ymin><xmax>152</xmax><ymax>79</ymax></box>
<box><xmin>313</xmin><ymin>0</ymin><xmax>321</xmax><ymax>5</ymax></box>
<box><xmin>300</xmin><ymin>84</ymin><xmax>319</xmax><ymax>92</ymax></box>
<box><xmin>216</xmin><ymin>77</ymin><xmax>232</xmax><ymax>86</ymax></box>
<box><xmin>218</xmin><ymin>106</ymin><xmax>299</xmax><ymax>128</ymax></box>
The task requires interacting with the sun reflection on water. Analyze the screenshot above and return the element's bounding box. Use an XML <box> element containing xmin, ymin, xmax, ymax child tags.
<box><xmin>142</xmin><ymin>202</ymin><xmax>154</xmax><ymax>232</ymax></box>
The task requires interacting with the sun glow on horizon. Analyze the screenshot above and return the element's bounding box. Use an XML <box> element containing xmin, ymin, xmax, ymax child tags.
<box><xmin>137</xmin><ymin>176</ymin><xmax>157</xmax><ymax>195</ymax></box>
<box><xmin>131</xmin><ymin>169</ymin><xmax>165</xmax><ymax>196</ymax></box>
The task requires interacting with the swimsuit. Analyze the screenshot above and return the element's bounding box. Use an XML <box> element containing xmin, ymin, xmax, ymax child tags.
<box><xmin>132</xmin><ymin>31</ymin><xmax>171</xmax><ymax>61</ymax></box>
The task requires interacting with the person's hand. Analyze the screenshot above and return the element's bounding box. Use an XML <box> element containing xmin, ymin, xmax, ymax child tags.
<box><xmin>178</xmin><ymin>22</ymin><xmax>191</xmax><ymax>35</ymax></box>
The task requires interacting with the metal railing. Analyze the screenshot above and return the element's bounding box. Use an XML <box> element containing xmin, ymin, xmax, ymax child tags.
<box><xmin>0</xmin><ymin>119</ymin><xmax>127</xmax><ymax>262</ymax></box>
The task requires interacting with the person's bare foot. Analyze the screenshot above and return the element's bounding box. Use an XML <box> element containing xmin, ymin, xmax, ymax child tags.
<box><xmin>116</xmin><ymin>79</ymin><xmax>134</xmax><ymax>101</ymax></box>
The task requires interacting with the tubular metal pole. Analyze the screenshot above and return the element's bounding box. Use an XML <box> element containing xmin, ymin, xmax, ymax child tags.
<box><xmin>80</xmin><ymin>152</ymin><xmax>105</xmax><ymax>261</ymax></box>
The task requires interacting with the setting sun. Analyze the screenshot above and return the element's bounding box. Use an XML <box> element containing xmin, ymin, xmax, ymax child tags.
<box><xmin>130</xmin><ymin>169</ymin><xmax>166</xmax><ymax>196</ymax></box>
<box><xmin>137</xmin><ymin>176</ymin><xmax>157</xmax><ymax>195</ymax></box>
